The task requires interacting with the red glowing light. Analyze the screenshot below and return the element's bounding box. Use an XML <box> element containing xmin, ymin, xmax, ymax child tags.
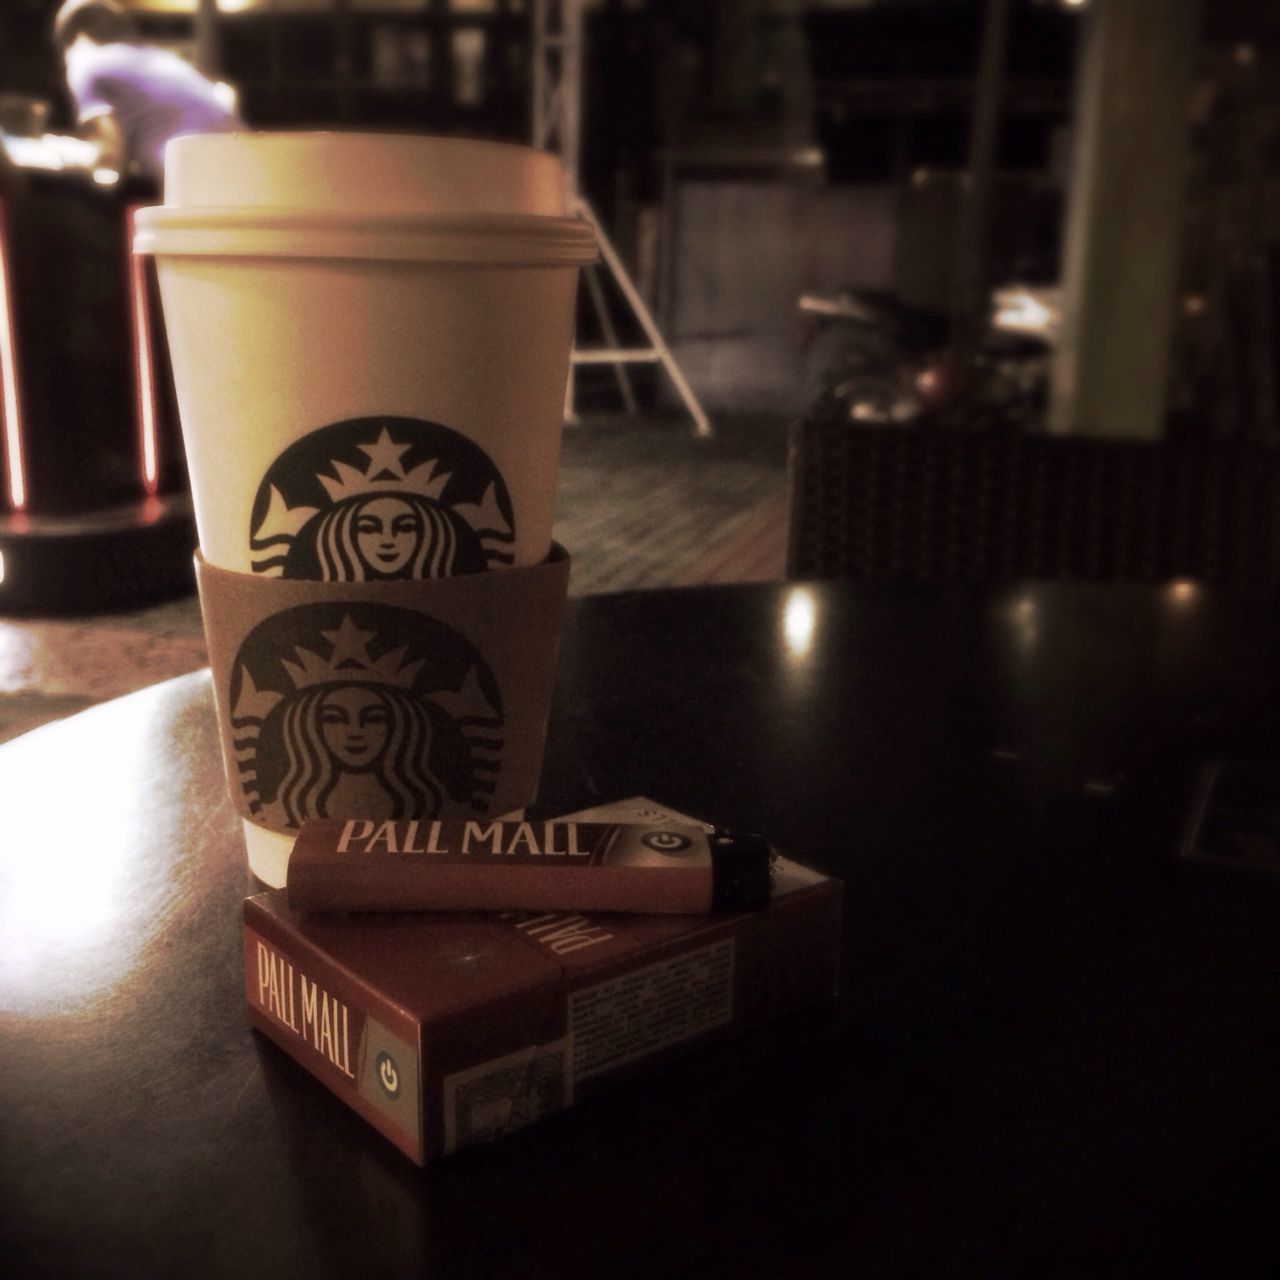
<box><xmin>126</xmin><ymin>205</ymin><xmax>161</xmax><ymax>498</ymax></box>
<box><xmin>0</xmin><ymin>200</ymin><xmax>28</xmax><ymax>512</ymax></box>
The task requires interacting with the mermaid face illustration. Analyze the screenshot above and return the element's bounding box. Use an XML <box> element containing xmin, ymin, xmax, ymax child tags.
<box><xmin>318</xmin><ymin>686</ymin><xmax>392</xmax><ymax>769</ymax></box>
<box><xmin>353</xmin><ymin>497</ymin><xmax>422</xmax><ymax>578</ymax></box>
<box><xmin>229</xmin><ymin>606</ymin><xmax>505</xmax><ymax>831</ymax></box>
<box><xmin>250</xmin><ymin>417</ymin><xmax>516</xmax><ymax>580</ymax></box>
<box><xmin>314</xmin><ymin>491</ymin><xmax>463</xmax><ymax>581</ymax></box>
<box><xmin>274</xmin><ymin>681</ymin><xmax>444</xmax><ymax>827</ymax></box>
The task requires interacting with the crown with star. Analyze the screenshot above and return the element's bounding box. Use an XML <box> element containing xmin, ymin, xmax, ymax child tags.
<box><xmin>251</xmin><ymin>426</ymin><xmax>453</xmax><ymax>546</ymax></box>
<box><xmin>282</xmin><ymin>615</ymin><xmax>425</xmax><ymax>691</ymax></box>
<box><xmin>318</xmin><ymin>426</ymin><xmax>452</xmax><ymax>503</ymax></box>
<box><xmin>231</xmin><ymin>614</ymin><xmax>502</xmax><ymax>729</ymax></box>
<box><xmin>231</xmin><ymin>615</ymin><xmax>423</xmax><ymax>722</ymax></box>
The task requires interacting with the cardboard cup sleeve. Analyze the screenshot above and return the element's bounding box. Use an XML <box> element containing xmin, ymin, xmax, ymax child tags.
<box><xmin>195</xmin><ymin>547</ymin><xmax>570</xmax><ymax>838</ymax></box>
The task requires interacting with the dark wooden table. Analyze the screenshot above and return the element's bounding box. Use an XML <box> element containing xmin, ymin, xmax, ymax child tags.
<box><xmin>5</xmin><ymin>581</ymin><xmax>1280</xmax><ymax>1277</ymax></box>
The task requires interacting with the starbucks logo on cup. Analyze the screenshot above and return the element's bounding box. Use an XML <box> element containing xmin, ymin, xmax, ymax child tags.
<box><xmin>228</xmin><ymin>603</ymin><xmax>505</xmax><ymax>831</ymax></box>
<box><xmin>249</xmin><ymin>416</ymin><xmax>515</xmax><ymax>580</ymax></box>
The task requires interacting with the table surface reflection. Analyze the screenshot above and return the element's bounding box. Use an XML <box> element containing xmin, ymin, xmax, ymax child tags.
<box><xmin>4</xmin><ymin>580</ymin><xmax>1280</xmax><ymax>1277</ymax></box>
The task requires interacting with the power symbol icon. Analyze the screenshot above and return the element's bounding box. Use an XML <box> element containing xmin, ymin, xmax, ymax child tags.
<box><xmin>639</xmin><ymin>830</ymin><xmax>693</xmax><ymax>853</ymax></box>
<box><xmin>375</xmin><ymin>1051</ymin><xmax>400</xmax><ymax>1097</ymax></box>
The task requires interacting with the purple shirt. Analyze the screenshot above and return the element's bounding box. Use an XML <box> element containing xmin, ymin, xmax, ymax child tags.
<box><xmin>66</xmin><ymin>40</ymin><xmax>241</xmax><ymax>182</ymax></box>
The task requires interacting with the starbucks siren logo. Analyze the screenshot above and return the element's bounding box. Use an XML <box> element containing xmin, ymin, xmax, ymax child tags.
<box><xmin>250</xmin><ymin>416</ymin><xmax>515</xmax><ymax>579</ymax></box>
<box><xmin>230</xmin><ymin>603</ymin><xmax>504</xmax><ymax>830</ymax></box>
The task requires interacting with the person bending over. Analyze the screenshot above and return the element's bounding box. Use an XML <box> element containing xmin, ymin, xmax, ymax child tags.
<box><xmin>54</xmin><ymin>0</ymin><xmax>242</xmax><ymax>190</ymax></box>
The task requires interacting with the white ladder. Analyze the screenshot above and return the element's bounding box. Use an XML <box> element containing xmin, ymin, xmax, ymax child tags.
<box><xmin>532</xmin><ymin>0</ymin><xmax>712</xmax><ymax>437</ymax></box>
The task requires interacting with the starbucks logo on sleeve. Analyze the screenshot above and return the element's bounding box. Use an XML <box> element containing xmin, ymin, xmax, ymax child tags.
<box><xmin>249</xmin><ymin>416</ymin><xmax>515</xmax><ymax>579</ymax></box>
<box><xmin>228</xmin><ymin>603</ymin><xmax>505</xmax><ymax>830</ymax></box>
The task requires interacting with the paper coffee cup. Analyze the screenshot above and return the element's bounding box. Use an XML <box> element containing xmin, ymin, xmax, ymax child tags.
<box><xmin>135</xmin><ymin>132</ymin><xmax>595</xmax><ymax>575</ymax></box>
<box><xmin>134</xmin><ymin>133</ymin><xmax>595</xmax><ymax>884</ymax></box>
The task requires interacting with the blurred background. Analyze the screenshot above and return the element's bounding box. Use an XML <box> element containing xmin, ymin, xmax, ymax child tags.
<box><xmin>0</xmin><ymin>0</ymin><xmax>1272</xmax><ymax>734</ymax></box>
<box><xmin>4</xmin><ymin>0</ymin><xmax>1272</xmax><ymax>428</ymax></box>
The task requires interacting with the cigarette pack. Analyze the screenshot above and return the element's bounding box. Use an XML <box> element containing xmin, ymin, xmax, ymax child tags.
<box><xmin>242</xmin><ymin>798</ymin><xmax>843</xmax><ymax>1166</ymax></box>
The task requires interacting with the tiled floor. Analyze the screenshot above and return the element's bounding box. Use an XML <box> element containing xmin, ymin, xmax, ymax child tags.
<box><xmin>0</xmin><ymin>412</ymin><xmax>791</xmax><ymax>744</ymax></box>
<box><xmin>555</xmin><ymin>411</ymin><xmax>790</xmax><ymax>593</ymax></box>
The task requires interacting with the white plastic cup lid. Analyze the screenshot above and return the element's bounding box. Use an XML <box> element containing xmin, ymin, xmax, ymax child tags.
<box><xmin>163</xmin><ymin>131</ymin><xmax>571</xmax><ymax>216</ymax></box>
<box><xmin>135</xmin><ymin>131</ymin><xmax>597</xmax><ymax>265</ymax></box>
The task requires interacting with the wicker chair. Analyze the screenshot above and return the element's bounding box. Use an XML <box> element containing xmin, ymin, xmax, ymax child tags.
<box><xmin>785</xmin><ymin>419</ymin><xmax>1280</xmax><ymax>593</ymax></box>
